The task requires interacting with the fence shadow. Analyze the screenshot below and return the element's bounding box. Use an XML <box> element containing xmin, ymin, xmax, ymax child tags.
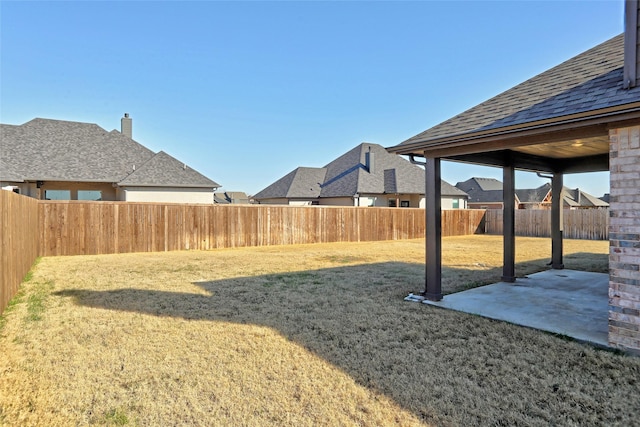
<box><xmin>54</xmin><ymin>255</ymin><xmax>610</xmax><ymax>425</ymax></box>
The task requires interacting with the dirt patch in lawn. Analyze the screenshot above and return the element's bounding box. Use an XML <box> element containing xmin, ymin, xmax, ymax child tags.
<box><xmin>2</xmin><ymin>236</ymin><xmax>638</xmax><ymax>426</ymax></box>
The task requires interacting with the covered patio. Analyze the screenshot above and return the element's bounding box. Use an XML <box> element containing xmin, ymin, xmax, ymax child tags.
<box><xmin>409</xmin><ymin>269</ymin><xmax>609</xmax><ymax>347</ymax></box>
<box><xmin>388</xmin><ymin>2</ymin><xmax>640</xmax><ymax>354</ymax></box>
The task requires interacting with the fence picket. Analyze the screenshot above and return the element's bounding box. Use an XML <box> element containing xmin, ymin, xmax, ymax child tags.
<box><xmin>2</xmin><ymin>196</ymin><xmax>609</xmax><ymax>315</ymax></box>
<box><xmin>32</xmin><ymin>202</ymin><xmax>485</xmax><ymax>256</ymax></box>
<box><xmin>484</xmin><ymin>209</ymin><xmax>608</xmax><ymax>240</ymax></box>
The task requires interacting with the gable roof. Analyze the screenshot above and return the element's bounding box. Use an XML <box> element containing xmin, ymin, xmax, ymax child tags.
<box><xmin>254</xmin><ymin>143</ymin><xmax>467</xmax><ymax>200</ymax></box>
<box><xmin>515</xmin><ymin>183</ymin><xmax>551</xmax><ymax>204</ymax></box>
<box><xmin>0</xmin><ymin>118</ymin><xmax>219</xmax><ymax>188</ymax></box>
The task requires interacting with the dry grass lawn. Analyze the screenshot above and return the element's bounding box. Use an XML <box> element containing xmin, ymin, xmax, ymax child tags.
<box><xmin>1</xmin><ymin>235</ymin><xmax>639</xmax><ymax>426</ymax></box>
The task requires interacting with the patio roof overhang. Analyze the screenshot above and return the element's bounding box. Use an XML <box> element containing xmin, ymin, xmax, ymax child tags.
<box><xmin>388</xmin><ymin>102</ymin><xmax>640</xmax><ymax>174</ymax></box>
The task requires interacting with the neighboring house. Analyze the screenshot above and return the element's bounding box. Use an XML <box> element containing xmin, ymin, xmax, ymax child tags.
<box><xmin>563</xmin><ymin>188</ymin><xmax>607</xmax><ymax>209</ymax></box>
<box><xmin>455</xmin><ymin>177</ymin><xmax>504</xmax><ymax>209</ymax></box>
<box><xmin>214</xmin><ymin>191</ymin><xmax>250</xmax><ymax>204</ymax></box>
<box><xmin>514</xmin><ymin>184</ymin><xmax>553</xmax><ymax>210</ymax></box>
<box><xmin>254</xmin><ymin>142</ymin><xmax>468</xmax><ymax>208</ymax></box>
<box><xmin>457</xmin><ymin>177</ymin><xmax>609</xmax><ymax>209</ymax></box>
<box><xmin>520</xmin><ymin>185</ymin><xmax>609</xmax><ymax>210</ymax></box>
<box><xmin>0</xmin><ymin>115</ymin><xmax>220</xmax><ymax>203</ymax></box>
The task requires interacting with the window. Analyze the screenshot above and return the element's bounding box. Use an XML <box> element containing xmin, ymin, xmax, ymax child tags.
<box><xmin>388</xmin><ymin>199</ymin><xmax>397</xmax><ymax>207</ymax></box>
<box><xmin>400</xmin><ymin>200</ymin><xmax>410</xmax><ymax>207</ymax></box>
<box><xmin>452</xmin><ymin>199</ymin><xmax>459</xmax><ymax>209</ymax></box>
<box><xmin>78</xmin><ymin>190</ymin><xmax>102</xmax><ymax>201</ymax></box>
<box><xmin>44</xmin><ymin>190</ymin><xmax>70</xmax><ymax>200</ymax></box>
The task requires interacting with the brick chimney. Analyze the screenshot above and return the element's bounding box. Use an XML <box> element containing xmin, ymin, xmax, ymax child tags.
<box><xmin>121</xmin><ymin>113</ymin><xmax>132</xmax><ymax>138</ymax></box>
<box><xmin>624</xmin><ymin>0</ymin><xmax>640</xmax><ymax>88</ymax></box>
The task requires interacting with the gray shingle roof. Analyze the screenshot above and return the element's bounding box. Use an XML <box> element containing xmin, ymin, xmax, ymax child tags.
<box><xmin>515</xmin><ymin>183</ymin><xmax>551</xmax><ymax>204</ymax></box>
<box><xmin>455</xmin><ymin>177</ymin><xmax>504</xmax><ymax>203</ymax></box>
<box><xmin>456</xmin><ymin>178</ymin><xmax>608</xmax><ymax>207</ymax></box>
<box><xmin>0</xmin><ymin>158</ymin><xmax>25</xmax><ymax>182</ymax></box>
<box><xmin>214</xmin><ymin>191</ymin><xmax>249</xmax><ymax>204</ymax></box>
<box><xmin>399</xmin><ymin>34</ymin><xmax>640</xmax><ymax>146</ymax></box>
<box><xmin>255</xmin><ymin>143</ymin><xmax>467</xmax><ymax>200</ymax></box>
<box><xmin>118</xmin><ymin>151</ymin><xmax>218</xmax><ymax>188</ymax></box>
<box><xmin>320</xmin><ymin>143</ymin><xmax>429</xmax><ymax>197</ymax></box>
<box><xmin>563</xmin><ymin>187</ymin><xmax>609</xmax><ymax>208</ymax></box>
<box><xmin>253</xmin><ymin>167</ymin><xmax>326</xmax><ymax>199</ymax></box>
<box><xmin>0</xmin><ymin>118</ymin><xmax>219</xmax><ymax>188</ymax></box>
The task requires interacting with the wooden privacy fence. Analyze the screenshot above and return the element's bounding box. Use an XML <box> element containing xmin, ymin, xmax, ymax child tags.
<box><xmin>0</xmin><ymin>191</ymin><xmax>39</xmax><ymax>315</ymax></box>
<box><xmin>484</xmin><ymin>209</ymin><xmax>609</xmax><ymax>240</ymax></box>
<box><xmin>38</xmin><ymin>202</ymin><xmax>487</xmax><ymax>256</ymax></box>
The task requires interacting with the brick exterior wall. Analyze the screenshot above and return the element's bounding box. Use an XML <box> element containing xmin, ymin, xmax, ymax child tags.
<box><xmin>609</xmin><ymin>126</ymin><xmax>640</xmax><ymax>355</ymax></box>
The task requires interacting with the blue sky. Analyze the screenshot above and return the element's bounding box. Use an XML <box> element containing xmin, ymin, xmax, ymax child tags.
<box><xmin>1</xmin><ymin>1</ymin><xmax>623</xmax><ymax>197</ymax></box>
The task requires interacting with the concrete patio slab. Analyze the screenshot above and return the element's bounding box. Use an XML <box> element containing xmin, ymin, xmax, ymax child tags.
<box><xmin>416</xmin><ymin>269</ymin><xmax>609</xmax><ymax>347</ymax></box>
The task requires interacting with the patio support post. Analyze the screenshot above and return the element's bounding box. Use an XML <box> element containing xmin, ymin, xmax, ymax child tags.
<box><xmin>551</xmin><ymin>173</ymin><xmax>564</xmax><ymax>269</ymax></box>
<box><xmin>424</xmin><ymin>155</ymin><xmax>442</xmax><ymax>300</ymax></box>
<box><xmin>502</xmin><ymin>164</ymin><xmax>516</xmax><ymax>282</ymax></box>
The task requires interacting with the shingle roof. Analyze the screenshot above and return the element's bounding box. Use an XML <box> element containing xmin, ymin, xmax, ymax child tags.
<box><xmin>563</xmin><ymin>187</ymin><xmax>609</xmax><ymax>208</ymax></box>
<box><xmin>398</xmin><ymin>34</ymin><xmax>640</xmax><ymax>146</ymax></box>
<box><xmin>515</xmin><ymin>183</ymin><xmax>551</xmax><ymax>204</ymax></box>
<box><xmin>320</xmin><ymin>143</ymin><xmax>428</xmax><ymax>197</ymax></box>
<box><xmin>0</xmin><ymin>118</ymin><xmax>219</xmax><ymax>188</ymax></box>
<box><xmin>118</xmin><ymin>151</ymin><xmax>218</xmax><ymax>188</ymax></box>
<box><xmin>253</xmin><ymin>167</ymin><xmax>326</xmax><ymax>199</ymax></box>
<box><xmin>0</xmin><ymin>158</ymin><xmax>25</xmax><ymax>182</ymax></box>
<box><xmin>456</xmin><ymin>178</ymin><xmax>608</xmax><ymax>207</ymax></box>
<box><xmin>455</xmin><ymin>177</ymin><xmax>504</xmax><ymax>203</ymax></box>
<box><xmin>214</xmin><ymin>191</ymin><xmax>249</xmax><ymax>204</ymax></box>
<box><xmin>254</xmin><ymin>143</ymin><xmax>467</xmax><ymax>200</ymax></box>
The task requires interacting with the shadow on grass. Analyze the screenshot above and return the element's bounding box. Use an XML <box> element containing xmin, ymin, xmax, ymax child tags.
<box><xmin>53</xmin><ymin>253</ymin><xmax>630</xmax><ymax>426</ymax></box>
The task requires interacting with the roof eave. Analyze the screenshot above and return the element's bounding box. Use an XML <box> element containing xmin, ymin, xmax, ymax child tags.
<box><xmin>388</xmin><ymin>103</ymin><xmax>640</xmax><ymax>157</ymax></box>
<box><xmin>118</xmin><ymin>183</ymin><xmax>219</xmax><ymax>189</ymax></box>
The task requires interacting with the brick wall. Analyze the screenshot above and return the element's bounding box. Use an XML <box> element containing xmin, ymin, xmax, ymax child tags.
<box><xmin>608</xmin><ymin>126</ymin><xmax>640</xmax><ymax>355</ymax></box>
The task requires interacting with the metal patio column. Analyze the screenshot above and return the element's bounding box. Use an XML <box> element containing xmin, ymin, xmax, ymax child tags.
<box><xmin>551</xmin><ymin>173</ymin><xmax>564</xmax><ymax>269</ymax></box>
<box><xmin>424</xmin><ymin>156</ymin><xmax>442</xmax><ymax>300</ymax></box>
<box><xmin>502</xmin><ymin>164</ymin><xmax>516</xmax><ymax>282</ymax></box>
